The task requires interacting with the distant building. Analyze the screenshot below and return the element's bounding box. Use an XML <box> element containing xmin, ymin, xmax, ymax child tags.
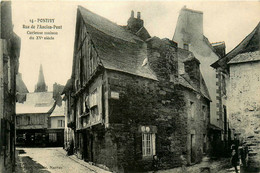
<box><xmin>173</xmin><ymin>6</ymin><xmax>230</xmax><ymax>155</ymax></box>
<box><xmin>0</xmin><ymin>1</ymin><xmax>21</xmax><ymax>172</ymax></box>
<box><xmin>63</xmin><ymin>6</ymin><xmax>211</xmax><ymax>172</ymax></box>
<box><xmin>211</xmin><ymin>22</ymin><xmax>260</xmax><ymax>172</ymax></box>
<box><xmin>16</xmin><ymin>65</ymin><xmax>65</xmax><ymax>147</ymax></box>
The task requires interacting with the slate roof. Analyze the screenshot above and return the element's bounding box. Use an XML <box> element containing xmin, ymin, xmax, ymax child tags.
<box><xmin>79</xmin><ymin>6</ymin><xmax>142</xmax><ymax>43</ymax></box>
<box><xmin>16</xmin><ymin>92</ymin><xmax>55</xmax><ymax>114</ymax></box>
<box><xmin>177</xmin><ymin>48</ymin><xmax>211</xmax><ymax>101</ymax></box>
<box><xmin>228</xmin><ymin>50</ymin><xmax>260</xmax><ymax>64</ymax></box>
<box><xmin>75</xmin><ymin>6</ymin><xmax>210</xmax><ymax>101</ymax></box>
<box><xmin>50</xmin><ymin>101</ymin><xmax>65</xmax><ymax>117</ymax></box>
<box><xmin>77</xmin><ymin>6</ymin><xmax>157</xmax><ymax>81</ymax></box>
<box><xmin>211</xmin><ymin>22</ymin><xmax>260</xmax><ymax>69</ymax></box>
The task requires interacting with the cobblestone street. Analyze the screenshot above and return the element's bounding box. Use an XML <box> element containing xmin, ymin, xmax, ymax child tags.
<box><xmin>15</xmin><ymin>147</ymin><xmax>111</xmax><ymax>173</ymax></box>
<box><xmin>150</xmin><ymin>157</ymin><xmax>240</xmax><ymax>173</ymax></box>
<box><xmin>14</xmin><ymin>147</ymin><xmax>241</xmax><ymax>173</ymax></box>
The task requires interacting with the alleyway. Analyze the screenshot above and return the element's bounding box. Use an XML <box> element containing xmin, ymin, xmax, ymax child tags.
<box><xmin>15</xmin><ymin>147</ymin><xmax>111</xmax><ymax>173</ymax></box>
<box><xmin>15</xmin><ymin>147</ymin><xmax>241</xmax><ymax>173</ymax></box>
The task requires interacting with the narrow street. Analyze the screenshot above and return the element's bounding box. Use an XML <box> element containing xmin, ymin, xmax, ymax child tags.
<box><xmin>15</xmin><ymin>147</ymin><xmax>240</xmax><ymax>173</ymax></box>
<box><xmin>15</xmin><ymin>147</ymin><xmax>111</xmax><ymax>173</ymax></box>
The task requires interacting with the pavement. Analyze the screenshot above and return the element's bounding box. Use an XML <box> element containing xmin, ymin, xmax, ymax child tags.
<box><xmin>15</xmin><ymin>147</ymin><xmax>111</xmax><ymax>173</ymax></box>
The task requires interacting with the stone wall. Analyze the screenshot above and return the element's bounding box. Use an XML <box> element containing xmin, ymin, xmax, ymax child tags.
<box><xmin>228</xmin><ymin>62</ymin><xmax>260</xmax><ymax>171</ymax></box>
<box><xmin>181</xmin><ymin>86</ymin><xmax>210</xmax><ymax>164</ymax></box>
<box><xmin>97</xmin><ymin>70</ymin><xmax>188</xmax><ymax>172</ymax></box>
<box><xmin>81</xmin><ymin>36</ymin><xmax>210</xmax><ymax>171</ymax></box>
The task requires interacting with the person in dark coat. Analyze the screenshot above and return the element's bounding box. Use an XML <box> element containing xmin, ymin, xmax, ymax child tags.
<box><xmin>231</xmin><ymin>144</ymin><xmax>239</xmax><ymax>173</ymax></box>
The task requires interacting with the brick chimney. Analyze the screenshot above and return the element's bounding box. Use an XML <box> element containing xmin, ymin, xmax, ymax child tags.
<box><xmin>127</xmin><ymin>10</ymin><xmax>144</xmax><ymax>33</ymax></box>
<box><xmin>183</xmin><ymin>55</ymin><xmax>201</xmax><ymax>89</ymax></box>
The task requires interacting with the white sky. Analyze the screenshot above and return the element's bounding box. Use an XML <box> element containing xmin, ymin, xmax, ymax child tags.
<box><xmin>11</xmin><ymin>1</ymin><xmax>260</xmax><ymax>92</ymax></box>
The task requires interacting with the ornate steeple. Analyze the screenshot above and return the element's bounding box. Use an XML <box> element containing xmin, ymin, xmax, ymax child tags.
<box><xmin>34</xmin><ymin>64</ymin><xmax>48</xmax><ymax>92</ymax></box>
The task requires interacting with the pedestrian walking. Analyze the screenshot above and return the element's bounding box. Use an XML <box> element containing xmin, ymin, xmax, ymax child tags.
<box><xmin>230</xmin><ymin>144</ymin><xmax>239</xmax><ymax>173</ymax></box>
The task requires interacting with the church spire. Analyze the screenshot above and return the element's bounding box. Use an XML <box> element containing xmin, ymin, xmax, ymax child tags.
<box><xmin>34</xmin><ymin>64</ymin><xmax>48</xmax><ymax>92</ymax></box>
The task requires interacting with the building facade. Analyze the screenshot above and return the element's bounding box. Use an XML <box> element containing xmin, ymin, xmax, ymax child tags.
<box><xmin>49</xmin><ymin>101</ymin><xmax>65</xmax><ymax>147</ymax></box>
<box><xmin>0</xmin><ymin>1</ymin><xmax>21</xmax><ymax>172</ymax></box>
<box><xmin>16</xmin><ymin>65</ymin><xmax>65</xmax><ymax>147</ymax></box>
<box><xmin>63</xmin><ymin>6</ymin><xmax>211</xmax><ymax>172</ymax></box>
<box><xmin>211</xmin><ymin>22</ymin><xmax>260</xmax><ymax>172</ymax></box>
<box><xmin>16</xmin><ymin>91</ymin><xmax>55</xmax><ymax>146</ymax></box>
<box><xmin>173</xmin><ymin>6</ymin><xmax>230</xmax><ymax>155</ymax></box>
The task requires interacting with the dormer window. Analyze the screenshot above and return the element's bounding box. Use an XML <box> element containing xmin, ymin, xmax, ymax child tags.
<box><xmin>184</xmin><ymin>43</ymin><xmax>189</xmax><ymax>51</ymax></box>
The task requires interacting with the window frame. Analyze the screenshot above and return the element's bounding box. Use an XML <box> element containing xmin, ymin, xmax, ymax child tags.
<box><xmin>57</xmin><ymin>120</ymin><xmax>65</xmax><ymax>127</ymax></box>
<box><xmin>202</xmin><ymin>105</ymin><xmax>207</xmax><ymax>121</ymax></box>
<box><xmin>190</xmin><ymin>101</ymin><xmax>195</xmax><ymax>119</ymax></box>
<box><xmin>142</xmin><ymin>133</ymin><xmax>153</xmax><ymax>157</ymax></box>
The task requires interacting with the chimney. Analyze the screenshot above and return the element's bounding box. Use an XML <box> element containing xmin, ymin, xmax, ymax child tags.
<box><xmin>173</xmin><ymin>7</ymin><xmax>204</xmax><ymax>44</ymax></box>
<box><xmin>137</xmin><ymin>12</ymin><xmax>141</xmax><ymax>19</ymax></box>
<box><xmin>127</xmin><ymin>10</ymin><xmax>144</xmax><ymax>33</ymax></box>
<box><xmin>183</xmin><ymin>55</ymin><xmax>201</xmax><ymax>89</ymax></box>
<box><xmin>131</xmin><ymin>10</ymin><xmax>134</xmax><ymax>18</ymax></box>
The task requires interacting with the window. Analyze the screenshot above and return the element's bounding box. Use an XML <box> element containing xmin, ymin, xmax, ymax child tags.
<box><xmin>26</xmin><ymin>116</ymin><xmax>31</xmax><ymax>125</ymax></box>
<box><xmin>91</xmin><ymin>106</ymin><xmax>99</xmax><ymax>116</ymax></box>
<box><xmin>203</xmin><ymin>134</ymin><xmax>207</xmax><ymax>153</ymax></box>
<box><xmin>190</xmin><ymin>101</ymin><xmax>195</xmax><ymax>119</ymax></box>
<box><xmin>183</xmin><ymin>43</ymin><xmax>189</xmax><ymax>50</ymax></box>
<box><xmin>141</xmin><ymin>126</ymin><xmax>156</xmax><ymax>157</ymax></box>
<box><xmin>89</xmin><ymin>46</ymin><xmax>93</xmax><ymax>74</ymax></box>
<box><xmin>58</xmin><ymin>120</ymin><xmax>65</xmax><ymax>127</ymax></box>
<box><xmin>142</xmin><ymin>133</ymin><xmax>152</xmax><ymax>156</ymax></box>
<box><xmin>89</xmin><ymin>89</ymin><xmax>98</xmax><ymax>108</ymax></box>
<box><xmin>222</xmin><ymin>74</ymin><xmax>227</xmax><ymax>95</ymax></box>
<box><xmin>49</xmin><ymin>133</ymin><xmax>57</xmax><ymax>142</ymax></box>
<box><xmin>202</xmin><ymin>105</ymin><xmax>206</xmax><ymax>121</ymax></box>
<box><xmin>91</xmin><ymin>106</ymin><xmax>99</xmax><ymax>122</ymax></box>
<box><xmin>39</xmin><ymin>116</ymin><xmax>44</xmax><ymax>125</ymax></box>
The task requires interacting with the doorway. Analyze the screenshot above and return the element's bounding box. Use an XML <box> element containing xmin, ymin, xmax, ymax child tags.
<box><xmin>191</xmin><ymin>134</ymin><xmax>195</xmax><ymax>163</ymax></box>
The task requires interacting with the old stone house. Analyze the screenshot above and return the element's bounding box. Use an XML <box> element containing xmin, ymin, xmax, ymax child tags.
<box><xmin>63</xmin><ymin>6</ymin><xmax>211</xmax><ymax>172</ymax></box>
<box><xmin>16</xmin><ymin>65</ymin><xmax>65</xmax><ymax>147</ymax></box>
<box><xmin>211</xmin><ymin>22</ymin><xmax>260</xmax><ymax>172</ymax></box>
<box><xmin>173</xmin><ymin>6</ymin><xmax>230</xmax><ymax>155</ymax></box>
<box><xmin>0</xmin><ymin>1</ymin><xmax>21</xmax><ymax>172</ymax></box>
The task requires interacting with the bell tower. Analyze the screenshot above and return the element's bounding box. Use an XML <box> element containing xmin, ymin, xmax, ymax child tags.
<box><xmin>34</xmin><ymin>64</ymin><xmax>48</xmax><ymax>92</ymax></box>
